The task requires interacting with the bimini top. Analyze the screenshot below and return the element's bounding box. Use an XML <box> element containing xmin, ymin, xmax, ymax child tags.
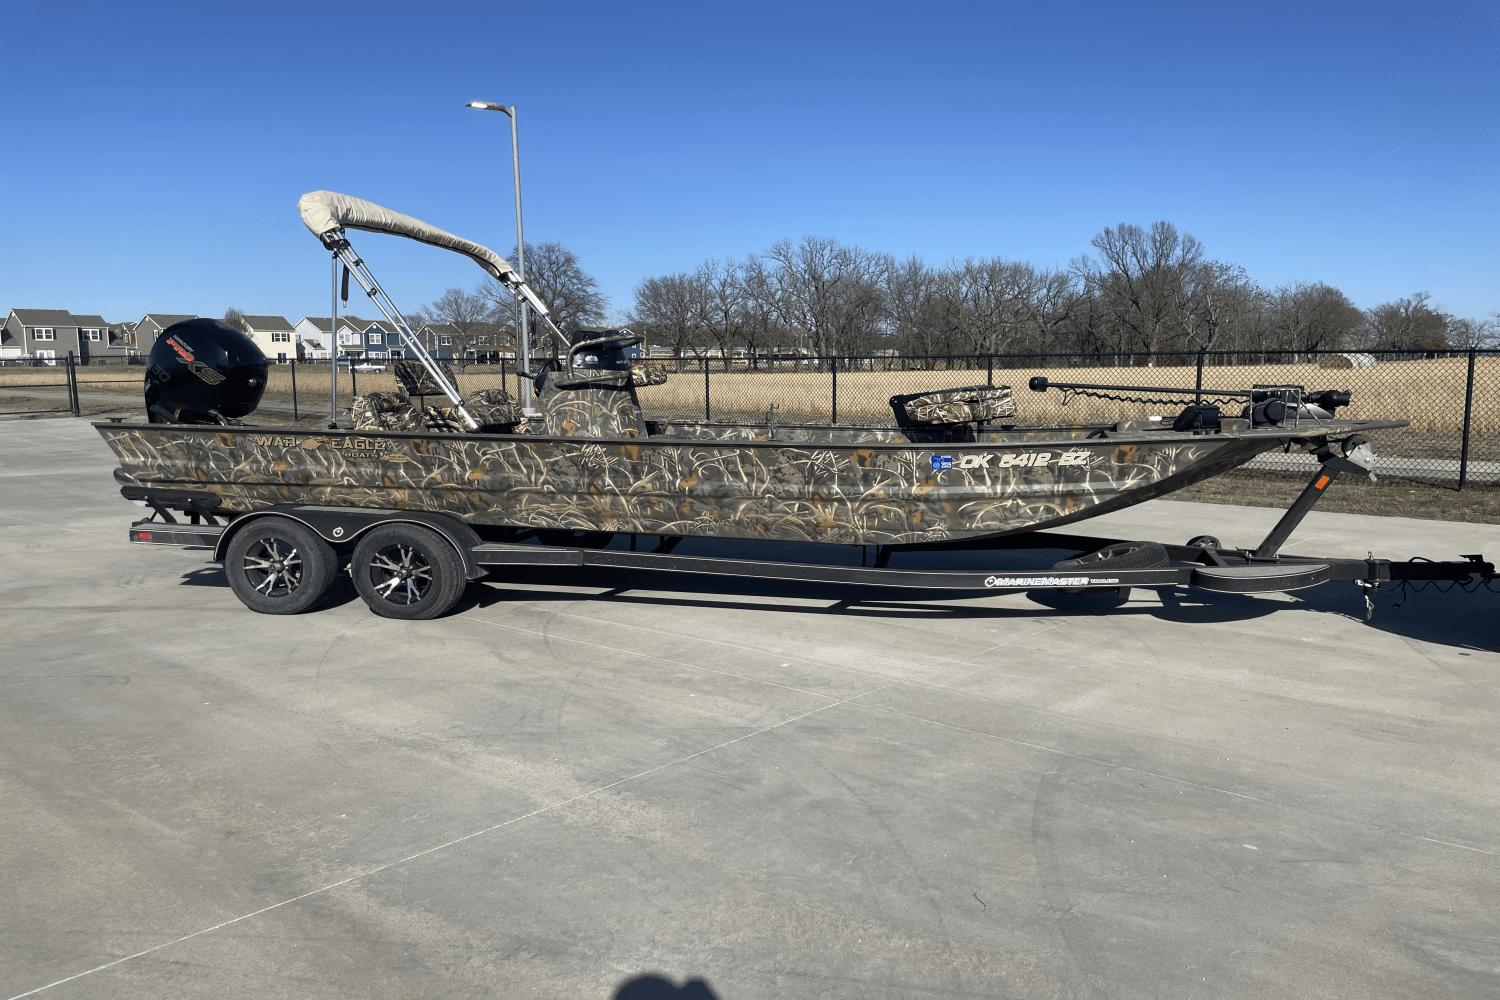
<box><xmin>297</xmin><ymin>190</ymin><xmax>516</xmax><ymax>283</ymax></box>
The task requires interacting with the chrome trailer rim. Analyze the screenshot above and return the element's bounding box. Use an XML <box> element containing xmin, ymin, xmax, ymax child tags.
<box><xmin>367</xmin><ymin>543</ymin><xmax>434</xmax><ymax>605</ymax></box>
<box><xmin>241</xmin><ymin>538</ymin><xmax>304</xmax><ymax>598</ymax></box>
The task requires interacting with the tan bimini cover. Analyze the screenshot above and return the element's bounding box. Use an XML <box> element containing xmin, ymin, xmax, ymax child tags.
<box><xmin>298</xmin><ymin>190</ymin><xmax>517</xmax><ymax>284</ymax></box>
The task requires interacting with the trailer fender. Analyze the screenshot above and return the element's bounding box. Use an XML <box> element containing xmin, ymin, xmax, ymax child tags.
<box><xmin>215</xmin><ymin>507</ymin><xmax>486</xmax><ymax>580</ymax></box>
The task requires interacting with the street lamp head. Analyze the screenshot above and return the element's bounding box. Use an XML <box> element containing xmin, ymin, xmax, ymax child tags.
<box><xmin>466</xmin><ymin>100</ymin><xmax>513</xmax><ymax>115</ymax></box>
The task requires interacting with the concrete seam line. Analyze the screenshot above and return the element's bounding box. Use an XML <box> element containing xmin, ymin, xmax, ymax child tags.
<box><xmin>3</xmin><ymin>683</ymin><xmax>890</xmax><ymax>1000</ymax></box>
<box><xmin>855</xmin><ymin>701</ymin><xmax>1498</xmax><ymax>857</ymax></box>
<box><xmin>464</xmin><ymin>613</ymin><xmax>840</xmax><ymax>702</ymax></box>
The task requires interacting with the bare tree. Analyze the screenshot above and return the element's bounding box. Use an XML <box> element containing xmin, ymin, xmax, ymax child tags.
<box><xmin>886</xmin><ymin>256</ymin><xmax>957</xmax><ymax>358</ymax></box>
<box><xmin>1265</xmin><ymin>283</ymin><xmax>1364</xmax><ymax>355</ymax></box>
<box><xmin>631</xmin><ymin>271</ymin><xmax>710</xmax><ymax>363</ymax></box>
<box><xmin>738</xmin><ymin>256</ymin><xmax>789</xmax><ymax>361</ymax></box>
<box><xmin>424</xmin><ymin>286</ymin><xmax>497</xmax><ymax>356</ymax></box>
<box><xmin>483</xmin><ymin>241</ymin><xmax>606</xmax><ymax>341</ymax></box>
<box><xmin>625</xmin><ymin>221</ymin><xmax>1493</xmax><ymax>361</ymax></box>
<box><xmin>1444</xmin><ymin>313</ymin><xmax>1498</xmax><ymax>350</ymax></box>
<box><xmin>1363</xmin><ymin>292</ymin><xmax>1451</xmax><ymax>350</ymax></box>
<box><xmin>700</xmin><ymin>259</ymin><xmax>748</xmax><ymax>362</ymax></box>
<box><xmin>1078</xmin><ymin>221</ymin><xmax>1207</xmax><ymax>356</ymax></box>
<box><xmin>765</xmin><ymin>236</ymin><xmax>889</xmax><ymax>357</ymax></box>
<box><xmin>222</xmin><ymin>308</ymin><xmax>246</xmax><ymax>332</ymax></box>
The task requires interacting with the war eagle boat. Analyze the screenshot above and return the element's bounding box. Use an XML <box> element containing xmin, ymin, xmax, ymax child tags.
<box><xmin>98</xmin><ymin>191</ymin><xmax>1492</xmax><ymax>619</ymax></box>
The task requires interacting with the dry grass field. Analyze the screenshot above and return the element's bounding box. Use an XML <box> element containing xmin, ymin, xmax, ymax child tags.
<box><xmin>3</xmin><ymin>356</ymin><xmax>1494</xmax><ymax>468</ymax></box>
<box><xmin>636</xmin><ymin>356</ymin><xmax>1500</xmax><ymax>437</ymax></box>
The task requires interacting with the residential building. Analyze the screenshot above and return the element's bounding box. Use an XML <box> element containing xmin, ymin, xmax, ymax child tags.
<box><xmin>2</xmin><ymin>309</ymin><xmax>78</xmax><ymax>362</ymax></box>
<box><xmin>239</xmin><ymin>315</ymin><xmax>297</xmax><ymax>363</ymax></box>
<box><xmin>132</xmin><ymin>314</ymin><xmax>197</xmax><ymax>355</ymax></box>
<box><xmin>344</xmin><ymin>319</ymin><xmax>404</xmax><ymax>360</ymax></box>
<box><xmin>72</xmin><ymin>314</ymin><xmax>136</xmax><ymax>359</ymax></box>
<box><xmin>417</xmin><ymin>322</ymin><xmax>515</xmax><ymax>361</ymax></box>
<box><xmin>293</xmin><ymin>316</ymin><xmax>374</xmax><ymax>359</ymax></box>
<box><xmin>418</xmin><ymin>323</ymin><xmax>461</xmax><ymax>360</ymax></box>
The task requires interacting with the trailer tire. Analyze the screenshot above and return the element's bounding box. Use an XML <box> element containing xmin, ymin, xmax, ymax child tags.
<box><xmin>350</xmin><ymin>523</ymin><xmax>467</xmax><ymax>620</ymax></box>
<box><xmin>224</xmin><ymin>518</ymin><xmax>337</xmax><ymax>615</ymax></box>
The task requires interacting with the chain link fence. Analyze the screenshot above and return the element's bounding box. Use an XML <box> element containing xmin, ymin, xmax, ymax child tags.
<box><xmin>6</xmin><ymin>348</ymin><xmax>1494</xmax><ymax>489</ymax></box>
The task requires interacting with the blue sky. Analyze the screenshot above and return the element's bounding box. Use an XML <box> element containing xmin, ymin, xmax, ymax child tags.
<box><xmin>2</xmin><ymin>1</ymin><xmax>1495</xmax><ymax>325</ymax></box>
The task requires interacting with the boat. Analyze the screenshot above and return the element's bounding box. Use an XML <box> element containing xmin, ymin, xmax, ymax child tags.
<box><xmin>96</xmin><ymin>190</ymin><xmax>1489</xmax><ymax>619</ymax></box>
<box><xmin>100</xmin><ymin>193</ymin><xmax>1403</xmax><ymax>545</ymax></box>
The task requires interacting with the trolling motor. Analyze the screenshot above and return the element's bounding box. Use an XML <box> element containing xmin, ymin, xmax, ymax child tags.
<box><xmin>1028</xmin><ymin>377</ymin><xmax>1352</xmax><ymax>427</ymax></box>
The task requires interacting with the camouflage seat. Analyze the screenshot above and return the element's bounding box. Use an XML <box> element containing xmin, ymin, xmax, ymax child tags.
<box><xmin>897</xmin><ymin>385</ymin><xmax>1016</xmax><ymax>426</ymax></box>
<box><xmin>392</xmin><ymin>358</ymin><xmax>461</xmax><ymax>398</ymax></box>
<box><xmin>629</xmin><ymin>362</ymin><xmax>668</xmax><ymax>387</ymax></box>
<box><xmin>461</xmin><ymin>388</ymin><xmax>523</xmax><ymax>429</ymax></box>
<box><xmin>351</xmin><ymin>391</ymin><xmax>425</xmax><ymax>431</ymax></box>
<box><xmin>355</xmin><ymin>384</ymin><xmax>523</xmax><ymax>434</ymax></box>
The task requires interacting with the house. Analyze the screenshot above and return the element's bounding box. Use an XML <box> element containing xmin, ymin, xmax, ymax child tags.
<box><xmin>467</xmin><ymin>322</ymin><xmax>515</xmax><ymax>362</ymax></box>
<box><xmin>106</xmin><ymin>321</ymin><xmax>142</xmax><ymax>358</ymax></box>
<box><xmin>2</xmin><ymin>309</ymin><xmax>79</xmax><ymax>362</ymax></box>
<box><xmin>418</xmin><ymin>322</ymin><xmax>515</xmax><ymax>361</ymax></box>
<box><xmin>342</xmin><ymin>319</ymin><xmax>406</xmax><ymax>360</ymax></box>
<box><xmin>293</xmin><ymin>316</ymin><xmax>375</xmax><ymax>359</ymax></box>
<box><xmin>72</xmin><ymin>314</ymin><xmax>136</xmax><ymax>359</ymax></box>
<box><xmin>418</xmin><ymin>323</ymin><xmax>461</xmax><ymax>360</ymax></box>
<box><xmin>239</xmin><ymin>315</ymin><xmax>297</xmax><ymax>363</ymax></box>
<box><xmin>132</xmin><ymin>314</ymin><xmax>197</xmax><ymax>355</ymax></box>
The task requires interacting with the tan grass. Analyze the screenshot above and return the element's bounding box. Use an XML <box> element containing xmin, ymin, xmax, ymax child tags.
<box><xmin>5</xmin><ymin>356</ymin><xmax>1493</xmax><ymax>436</ymax></box>
<box><xmin>637</xmin><ymin>356</ymin><xmax>1497</xmax><ymax>436</ymax></box>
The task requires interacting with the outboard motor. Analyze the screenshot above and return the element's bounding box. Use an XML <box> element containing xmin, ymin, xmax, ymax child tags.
<box><xmin>145</xmin><ymin>319</ymin><xmax>267</xmax><ymax>424</ymax></box>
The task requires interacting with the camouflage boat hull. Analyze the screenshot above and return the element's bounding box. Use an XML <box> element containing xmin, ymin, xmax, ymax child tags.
<box><xmin>95</xmin><ymin>420</ymin><xmax>1359</xmax><ymax>545</ymax></box>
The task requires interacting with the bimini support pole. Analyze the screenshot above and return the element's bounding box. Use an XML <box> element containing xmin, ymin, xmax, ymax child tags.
<box><xmin>319</xmin><ymin>228</ymin><xmax>478</xmax><ymax>431</ymax></box>
<box><xmin>329</xmin><ymin>253</ymin><xmax>340</xmax><ymax>428</ymax></box>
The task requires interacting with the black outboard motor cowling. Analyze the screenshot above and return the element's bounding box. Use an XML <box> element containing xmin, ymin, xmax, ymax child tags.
<box><xmin>145</xmin><ymin>319</ymin><xmax>267</xmax><ymax>424</ymax></box>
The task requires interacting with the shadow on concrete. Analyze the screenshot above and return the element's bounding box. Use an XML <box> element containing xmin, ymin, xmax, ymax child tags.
<box><xmin>613</xmin><ymin>974</ymin><xmax>720</xmax><ymax>999</ymax></box>
<box><xmin>174</xmin><ymin>552</ymin><xmax>1497</xmax><ymax>652</ymax></box>
<box><xmin>461</xmin><ymin>565</ymin><xmax>1499</xmax><ymax>652</ymax></box>
<box><xmin>177</xmin><ymin>564</ymin><xmax>363</xmax><ymax>610</ymax></box>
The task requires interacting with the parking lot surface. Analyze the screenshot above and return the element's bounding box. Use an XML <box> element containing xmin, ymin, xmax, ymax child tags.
<box><xmin>2</xmin><ymin>417</ymin><xmax>1498</xmax><ymax>999</ymax></box>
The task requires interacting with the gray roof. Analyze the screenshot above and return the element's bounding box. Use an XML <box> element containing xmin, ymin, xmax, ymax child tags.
<box><xmin>11</xmin><ymin>309</ymin><xmax>76</xmax><ymax>326</ymax></box>
<box><xmin>301</xmin><ymin>316</ymin><xmax>373</xmax><ymax>332</ymax></box>
<box><xmin>240</xmin><ymin>314</ymin><xmax>293</xmax><ymax>331</ymax></box>
<box><xmin>72</xmin><ymin>314</ymin><xmax>108</xmax><ymax>327</ymax></box>
<box><xmin>139</xmin><ymin>314</ymin><xmax>196</xmax><ymax>329</ymax></box>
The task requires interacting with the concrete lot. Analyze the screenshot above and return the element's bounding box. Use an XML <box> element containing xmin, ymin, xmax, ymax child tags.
<box><xmin>2</xmin><ymin>417</ymin><xmax>1498</xmax><ymax>999</ymax></box>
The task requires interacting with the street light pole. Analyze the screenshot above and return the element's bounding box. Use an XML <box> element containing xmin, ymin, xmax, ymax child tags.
<box><xmin>466</xmin><ymin>100</ymin><xmax>532</xmax><ymax>410</ymax></box>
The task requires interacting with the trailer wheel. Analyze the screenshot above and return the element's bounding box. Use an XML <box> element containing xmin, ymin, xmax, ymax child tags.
<box><xmin>1187</xmin><ymin>535</ymin><xmax>1222</xmax><ymax>550</ymax></box>
<box><xmin>224</xmin><ymin>518</ymin><xmax>337</xmax><ymax>615</ymax></box>
<box><xmin>350</xmin><ymin>523</ymin><xmax>467</xmax><ymax>620</ymax></box>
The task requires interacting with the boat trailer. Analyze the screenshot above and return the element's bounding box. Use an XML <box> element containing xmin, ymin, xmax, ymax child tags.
<box><xmin>119</xmin><ymin>449</ymin><xmax>1494</xmax><ymax>622</ymax></box>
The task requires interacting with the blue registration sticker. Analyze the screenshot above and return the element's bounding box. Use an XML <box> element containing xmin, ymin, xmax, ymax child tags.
<box><xmin>931</xmin><ymin>455</ymin><xmax>954</xmax><ymax>471</ymax></box>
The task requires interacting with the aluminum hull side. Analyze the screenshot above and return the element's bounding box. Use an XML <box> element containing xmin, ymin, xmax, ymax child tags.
<box><xmin>98</xmin><ymin>423</ymin><xmax>1296</xmax><ymax>545</ymax></box>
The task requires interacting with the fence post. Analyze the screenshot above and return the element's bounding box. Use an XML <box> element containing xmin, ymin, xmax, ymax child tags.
<box><xmin>289</xmin><ymin>360</ymin><xmax>299</xmax><ymax>421</ymax></box>
<box><xmin>702</xmin><ymin>356</ymin><xmax>711</xmax><ymax>421</ymax></box>
<box><xmin>1195</xmin><ymin>348</ymin><xmax>1205</xmax><ymax>403</ymax></box>
<box><xmin>350</xmin><ymin>361</ymin><xmax>358</xmax><ymax>399</ymax></box>
<box><xmin>1458</xmin><ymin>348</ymin><xmax>1477</xmax><ymax>491</ymax></box>
<box><xmin>987</xmin><ymin>355</ymin><xmax>994</xmax><ymax>387</ymax></box>
<box><xmin>831</xmin><ymin>355</ymin><xmax>839</xmax><ymax>424</ymax></box>
<box><xmin>66</xmin><ymin>351</ymin><xmax>80</xmax><ymax>416</ymax></box>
